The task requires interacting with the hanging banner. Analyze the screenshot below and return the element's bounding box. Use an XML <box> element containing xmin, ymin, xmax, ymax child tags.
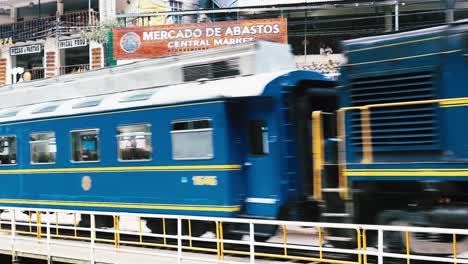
<box><xmin>113</xmin><ymin>18</ymin><xmax>288</xmax><ymax>60</ymax></box>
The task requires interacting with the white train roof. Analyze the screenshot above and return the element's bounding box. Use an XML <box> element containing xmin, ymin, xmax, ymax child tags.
<box><xmin>0</xmin><ymin>41</ymin><xmax>295</xmax><ymax>110</ymax></box>
<box><xmin>0</xmin><ymin>70</ymin><xmax>290</xmax><ymax>124</ymax></box>
<box><xmin>0</xmin><ymin>41</ymin><xmax>298</xmax><ymax>124</ymax></box>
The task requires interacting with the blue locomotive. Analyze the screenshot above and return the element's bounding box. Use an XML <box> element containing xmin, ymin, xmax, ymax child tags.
<box><xmin>332</xmin><ymin>19</ymin><xmax>468</xmax><ymax>247</ymax></box>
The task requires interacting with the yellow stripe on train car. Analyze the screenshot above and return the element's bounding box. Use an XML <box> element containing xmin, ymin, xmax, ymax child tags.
<box><xmin>345</xmin><ymin>169</ymin><xmax>468</xmax><ymax>177</ymax></box>
<box><xmin>0</xmin><ymin>164</ymin><xmax>242</xmax><ymax>174</ymax></box>
<box><xmin>0</xmin><ymin>199</ymin><xmax>242</xmax><ymax>212</ymax></box>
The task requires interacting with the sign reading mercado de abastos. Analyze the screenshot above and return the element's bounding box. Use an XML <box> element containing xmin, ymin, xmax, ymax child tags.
<box><xmin>113</xmin><ymin>18</ymin><xmax>288</xmax><ymax>60</ymax></box>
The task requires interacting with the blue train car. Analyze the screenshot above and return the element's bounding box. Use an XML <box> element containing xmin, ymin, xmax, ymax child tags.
<box><xmin>0</xmin><ymin>54</ymin><xmax>336</xmax><ymax>236</ymax></box>
<box><xmin>330</xmin><ymin>19</ymin><xmax>468</xmax><ymax>247</ymax></box>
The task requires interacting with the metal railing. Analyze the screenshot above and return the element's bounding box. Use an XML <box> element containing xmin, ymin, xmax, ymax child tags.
<box><xmin>0</xmin><ymin>10</ymin><xmax>98</xmax><ymax>42</ymax></box>
<box><xmin>0</xmin><ymin>206</ymin><xmax>467</xmax><ymax>264</ymax></box>
<box><xmin>59</xmin><ymin>64</ymin><xmax>90</xmax><ymax>75</ymax></box>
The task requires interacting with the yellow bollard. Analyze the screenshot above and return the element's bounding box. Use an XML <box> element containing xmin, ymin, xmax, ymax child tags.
<box><xmin>55</xmin><ymin>213</ymin><xmax>59</xmax><ymax>236</ymax></box>
<box><xmin>162</xmin><ymin>218</ymin><xmax>167</xmax><ymax>245</ymax></box>
<box><xmin>318</xmin><ymin>227</ymin><xmax>323</xmax><ymax>259</ymax></box>
<box><xmin>138</xmin><ymin>217</ymin><xmax>143</xmax><ymax>243</ymax></box>
<box><xmin>219</xmin><ymin>222</ymin><xmax>224</xmax><ymax>260</ymax></box>
<box><xmin>362</xmin><ymin>229</ymin><xmax>367</xmax><ymax>264</ymax></box>
<box><xmin>453</xmin><ymin>233</ymin><xmax>457</xmax><ymax>264</ymax></box>
<box><xmin>114</xmin><ymin>216</ymin><xmax>120</xmax><ymax>248</ymax></box>
<box><xmin>356</xmin><ymin>228</ymin><xmax>362</xmax><ymax>264</ymax></box>
<box><xmin>188</xmin><ymin>219</ymin><xmax>193</xmax><ymax>248</ymax></box>
<box><xmin>36</xmin><ymin>211</ymin><xmax>42</xmax><ymax>240</ymax></box>
<box><xmin>215</xmin><ymin>221</ymin><xmax>220</xmax><ymax>259</ymax></box>
<box><xmin>406</xmin><ymin>231</ymin><xmax>411</xmax><ymax>264</ymax></box>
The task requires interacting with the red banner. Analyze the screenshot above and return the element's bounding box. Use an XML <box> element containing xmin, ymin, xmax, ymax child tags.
<box><xmin>113</xmin><ymin>18</ymin><xmax>288</xmax><ymax>60</ymax></box>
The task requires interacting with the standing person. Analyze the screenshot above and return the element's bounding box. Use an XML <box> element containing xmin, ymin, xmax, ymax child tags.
<box><xmin>319</xmin><ymin>42</ymin><xmax>326</xmax><ymax>55</ymax></box>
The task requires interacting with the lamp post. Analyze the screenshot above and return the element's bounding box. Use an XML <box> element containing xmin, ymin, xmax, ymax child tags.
<box><xmin>38</xmin><ymin>0</ymin><xmax>41</xmax><ymax>18</ymax></box>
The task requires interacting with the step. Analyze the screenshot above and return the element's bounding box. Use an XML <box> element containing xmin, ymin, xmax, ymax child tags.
<box><xmin>321</xmin><ymin>188</ymin><xmax>346</xmax><ymax>193</ymax></box>
<box><xmin>326</xmin><ymin>236</ymin><xmax>354</xmax><ymax>242</ymax></box>
<box><xmin>321</xmin><ymin>213</ymin><xmax>351</xmax><ymax>218</ymax></box>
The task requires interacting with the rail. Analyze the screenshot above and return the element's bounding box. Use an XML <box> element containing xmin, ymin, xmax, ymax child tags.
<box><xmin>0</xmin><ymin>206</ymin><xmax>467</xmax><ymax>263</ymax></box>
<box><xmin>336</xmin><ymin>97</ymin><xmax>468</xmax><ymax>198</ymax></box>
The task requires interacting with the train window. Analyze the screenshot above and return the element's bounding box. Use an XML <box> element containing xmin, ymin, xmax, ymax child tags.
<box><xmin>70</xmin><ymin>129</ymin><xmax>100</xmax><ymax>162</ymax></box>
<box><xmin>73</xmin><ymin>99</ymin><xmax>102</xmax><ymax>109</ymax></box>
<box><xmin>32</xmin><ymin>105</ymin><xmax>59</xmax><ymax>114</ymax></box>
<box><xmin>0</xmin><ymin>111</ymin><xmax>18</xmax><ymax>118</ymax></box>
<box><xmin>30</xmin><ymin>132</ymin><xmax>56</xmax><ymax>164</ymax></box>
<box><xmin>249</xmin><ymin>120</ymin><xmax>269</xmax><ymax>155</ymax></box>
<box><xmin>117</xmin><ymin>124</ymin><xmax>152</xmax><ymax>161</ymax></box>
<box><xmin>120</xmin><ymin>92</ymin><xmax>153</xmax><ymax>103</ymax></box>
<box><xmin>171</xmin><ymin>119</ymin><xmax>213</xmax><ymax>160</ymax></box>
<box><xmin>0</xmin><ymin>136</ymin><xmax>17</xmax><ymax>165</ymax></box>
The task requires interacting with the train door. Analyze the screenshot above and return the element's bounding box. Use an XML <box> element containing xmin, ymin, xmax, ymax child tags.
<box><xmin>242</xmin><ymin>99</ymin><xmax>279</xmax><ymax>218</ymax></box>
<box><xmin>288</xmin><ymin>84</ymin><xmax>340</xmax><ymax>222</ymax></box>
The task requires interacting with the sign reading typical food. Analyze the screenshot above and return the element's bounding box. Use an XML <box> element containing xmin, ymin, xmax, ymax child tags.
<box><xmin>113</xmin><ymin>18</ymin><xmax>287</xmax><ymax>59</ymax></box>
<box><xmin>59</xmin><ymin>38</ymin><xmax>88</xmax><ymax>49</ymax></box>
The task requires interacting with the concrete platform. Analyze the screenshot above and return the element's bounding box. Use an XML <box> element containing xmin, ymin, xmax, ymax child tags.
<box><xmin>0</xmin><ymin>233</ymin><xmax>302</xmax><ymax>264</ymax></box>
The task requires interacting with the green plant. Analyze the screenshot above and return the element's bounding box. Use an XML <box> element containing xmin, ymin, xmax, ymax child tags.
<box><xmin>80</xmin><ymin>20</ymin><xmax>118</xmax><ymax>44</ymax></box>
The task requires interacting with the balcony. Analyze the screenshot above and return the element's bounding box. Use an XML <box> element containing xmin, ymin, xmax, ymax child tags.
<box><xmin>59</xmin><ymin>64</ymin><xmax>90</xmax><ymax>75</ymax></box>
<box><xmin>13</xmin><ymin>64</ymin><xmax>90</xmax><ymax>84</ymax></box>
<box><xmin>0</xmin><ymin>10</ymin><xmax>98</xmax><ymax>43</ymax></box>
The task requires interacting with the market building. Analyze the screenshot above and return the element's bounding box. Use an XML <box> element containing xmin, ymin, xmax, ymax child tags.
<box><xmin>112</xmin><ymin>0</ymin><xmax>468</xmax><ymax>78</ymax></box>
<box><xmin>0</xmin><ymin>0</ymin><xmax>466</xmax><ymax>84</ymax></box>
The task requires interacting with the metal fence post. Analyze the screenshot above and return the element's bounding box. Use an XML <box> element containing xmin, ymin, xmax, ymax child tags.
<box><xmin>177</xmin><ymin>218</ymin><xmax>182</xmax><ymax>264</ymax></box>
<box><xmin>90</xmin><ymin>214</ymin><xmax>96</xmax><ymax>264</ymax></box>
<box><xmin>378</xmin><ymin>229</ymin><xmax>383</xmax><ymax>264</ymax></box>
<box><xmin>249</xmin><ymin>223</ymin><xmax>255</xmax><ymax>264</ymax></box>
<box><xmin>46</xmin><ymin>211</ymin><xmax>51</xmax><ymax>264</ymax></box>
<box><xmin>11</xmin><ymin>209</ymin><xmax>17</xmax><ymax>262</ymax></box>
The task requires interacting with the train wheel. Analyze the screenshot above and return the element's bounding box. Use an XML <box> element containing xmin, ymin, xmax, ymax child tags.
<box><xmin>377</xmin><ymin>210</ymin><xmax>406</xmax><ymax>252</ymax></box>
<box><xmin>146</xmin><ymin>218</ymin><xmax>210</xmax><ymax>237</ymax></box>
<box><xmin>145</xmin><ymin>218</ymin><xmax>164</xmax><ymax>234</ymax></box>
<box><xmin>184</xmin><ymin>220</ymin><xmax>210</xmax><ymax>237</ymax></box>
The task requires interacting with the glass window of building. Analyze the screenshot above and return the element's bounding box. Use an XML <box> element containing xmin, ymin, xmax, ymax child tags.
<box><xmin>171</xmin><ymin>119</ymin><xmax>213</xmax><ymax>160</ymax></box>
<box><xmin>30</xmin><ymin>132</ymin><xmax>56</xmax><ymax>164</ymax></box>
<box><xmin>71</xmin><ymin>129</ymin><xmax>100</xmax><ymax>162</ymax></box>
<box><xmin>170</xmin><ymin>0</ymin><xmax>182</xmax><ymax>23</ymax></box>
<box><xmin>117</xmin><ymin>124</ymin><xmax>152</xmax><ymax>161</ymax></box>
<box><xmin>0</xmin><ymin>136</ymin><xmax>17</xmax><ymax>165</ymax></box>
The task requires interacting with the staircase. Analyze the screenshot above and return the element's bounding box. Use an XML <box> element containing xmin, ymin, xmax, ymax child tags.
<box><xmin>312</xmin><ymin>111</ymin><xmax>355</xmax><ymax>245</ymax></box>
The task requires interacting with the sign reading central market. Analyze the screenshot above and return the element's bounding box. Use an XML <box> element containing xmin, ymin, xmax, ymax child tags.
<box><xmin>113</xmin><ymin>18</ymin><xmax>288</xmax><ymax>60</ymax></box>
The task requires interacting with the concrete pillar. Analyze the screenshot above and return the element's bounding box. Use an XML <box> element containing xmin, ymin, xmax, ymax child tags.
<box><xmin>446</xmin><ymin>0</ymin><xmax>456</xmax><ymax>23</ymax></box>
<box><xmin>89</xmin><ymin>41</ymin><xmax>104</xmax><ymax>70</ymax></box>
<box><xmin>99</xmin><ymin>0</ymin><xmax>117</xmax><ymax>21</ymax></box>
<box><xmin>395</xmin><ymin>3</ymin><xmax>399</xmax><ymax>31</ymax></box>
<box><xmin>57</xmin><ymin>0</ymin><xmax>64</xmax><ymax>16</ymax></box>
<box><xmin>12</xmin><ymin>254</ymin><xmax>21</xmax><ymax>264</ymax></box>
<box><xmin>384</xmin><ymin>9</ymin><xmax>393</xmax><ymax>32</ymax></box>
<box><xmin>9</xmin><ymin>6</ymin><xmax>17</xmax><ymax>23</ymax></box>
<box><xmin>1</xmin><ymin>46</ymin><xmax>12</xmax><ymax>84</ymax></box>
<box><xmin>446</xmin><ymin>9</ymin><xmax>454</xmax><ymax>23</ymax></box>
<box><xmin>44</xmin><ymin>37</ymin><xmax>59</xmax><ymax>77</ymax></box>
